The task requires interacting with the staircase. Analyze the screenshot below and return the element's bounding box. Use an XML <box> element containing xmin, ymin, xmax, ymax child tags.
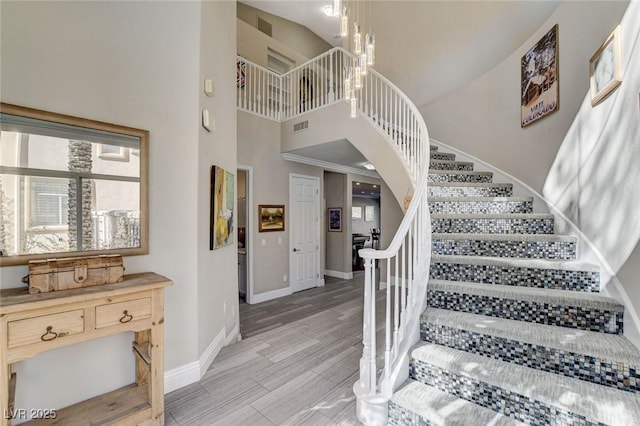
<box><xmin>387</xmin><ymin>145</ymin><xmax>640</xmax><ymax>425</ymax></box>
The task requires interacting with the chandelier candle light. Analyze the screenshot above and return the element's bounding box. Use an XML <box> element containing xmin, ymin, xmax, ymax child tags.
<box><xmin>337</xmin><ymin>0</ymin><xmax>375</xmax><ymax>117</ymax></box>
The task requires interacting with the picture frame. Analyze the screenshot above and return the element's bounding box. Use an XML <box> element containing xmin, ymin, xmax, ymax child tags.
<box><xmin>365</xmin><ymin>205</ymin><xmax>374</xmax><ymax>222</ymax></box>
<box><xmin>521</xmin><ymin>24</ymin><xmax>559</xmax><ymax>127</ymax></box>
<box><xmin>328</xmin><ymin>207</ymin><xmax>342</xmax><ymax>232</ymax></box>
<box><xmin>590</xmin><ymin>26</ymin><xmax>622</xmax><ymax>107</ymax></box>
<box><xmin>258</xmin><ymin>204</ymin><xmax>285</xmax><ymax>232</ymax></box>
<box><xmin>352</xmin><ymin>206</ymin><xmax>362</xmax><ymax>219</ymax></box>
<box><xmin>210</xmin><ymin>165</ymin><xmax>235</xmax><ymax>250</ymax></box>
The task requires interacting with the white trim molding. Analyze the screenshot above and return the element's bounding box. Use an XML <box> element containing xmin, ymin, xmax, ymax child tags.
<box><xmin>164</xmin><ymin>362</ymin><xmax>199</xmax><ymax>394</ymax></box>
<box><xmin>282</xmin><ymin>153</ymin><xmax>381</xmax><ymax>179</ymax></box>
<box><xmin>199</xmin><ymin>328</ymin><xmax>226</xmax><ymax>378</ymax></box>
<box><xmin>251</xmin><ymin>286</ymin><xmax>293</xmax><ymax>304</ymax></box>
<box><xmin>224</xmin><ymin>323</ymin><xmax>240</xmax><ymax>346</ymax></box>
<box><xmin>324</xmin><ymin>269</ymin><xmax>354</xmax><ymax>280</ymax></box>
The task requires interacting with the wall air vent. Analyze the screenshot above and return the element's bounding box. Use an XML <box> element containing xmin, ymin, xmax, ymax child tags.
<box><xmin>293</xmin><ymin>120</ymin><xmax>309</xmax><ymax>133</ymax></box>
<box><xmin>257</xmin><ymin>17</ymin><xmax>272</xmax><ymax>37</ymax></box>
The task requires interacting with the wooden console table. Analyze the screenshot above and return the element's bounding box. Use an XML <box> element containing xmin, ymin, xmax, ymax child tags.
<box><xmin>0</xmin><ymin>272</ymin><xmax>172</xmax><ymax>425</ymax></box>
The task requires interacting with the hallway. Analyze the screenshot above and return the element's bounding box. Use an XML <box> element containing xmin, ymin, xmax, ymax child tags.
<box><xmin>164</xmin><ymin>274</ymin><xmax>370</xmax><ymax>425</ymax></box>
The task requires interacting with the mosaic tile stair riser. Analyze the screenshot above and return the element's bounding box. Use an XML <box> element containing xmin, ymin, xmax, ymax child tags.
<box><xmin>388</xmin><ymin>147</ymin><xmax>640</xmax><ymax>425</ymax></box>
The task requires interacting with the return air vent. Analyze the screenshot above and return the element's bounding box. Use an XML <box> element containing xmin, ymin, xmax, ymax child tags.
<box><xmin>257</xmin><ymin>17</ymin><xmax>272</xmax><ymax>37</ymax></box>
<box><xmin>293</xmin><ymin>120</ymin><xmax>309</xmax><ymax>133</ymax></box>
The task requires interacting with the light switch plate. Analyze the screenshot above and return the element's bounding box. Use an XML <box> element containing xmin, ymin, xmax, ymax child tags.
<box><xmin>202</xmin><ymin>109</ymin><xmax>214</xmax><ymax>132</ymax></box>
<box><xmin>204</xmin><ymin>79</ymin><xmax>215</xmax><ymax>97</ymax></box>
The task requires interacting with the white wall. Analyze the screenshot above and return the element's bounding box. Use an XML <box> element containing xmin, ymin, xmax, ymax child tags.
<box><xmin>420</xmin><ymin>1</ymin><xmax>629</xmax><ymax>193</ymax></box>
<box><xmin>0</xmin><ymin>0</ymin><xmax>237</xmax><ymax>417</ymax></box>
<box><xmin>420</xmin><ymin>0</ymin><xmax>640</xmax><ymax>346</ymax></box>
<box><xmin>237</xmin><ymin>111</ymin><xmax>324</xmax><ymax>296</ymax></box>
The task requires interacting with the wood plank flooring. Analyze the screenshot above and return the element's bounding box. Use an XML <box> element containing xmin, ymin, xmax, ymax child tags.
<box><xmin>165</xmin><ymin>273</ymin><xmax>379</xmax><ymax>425</ymax></box>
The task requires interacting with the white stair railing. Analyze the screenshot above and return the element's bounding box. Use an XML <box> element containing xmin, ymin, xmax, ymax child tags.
<box><xmin>236</xmin><ymin>47</ymin><xmax>431</xmax><ymax>425</ymax></box>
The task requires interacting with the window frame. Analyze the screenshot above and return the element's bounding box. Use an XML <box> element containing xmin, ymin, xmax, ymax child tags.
<box><xmin>0</xmin><ymin>103</ymin><xmax>149</xmax><ymax>266</ymax></box>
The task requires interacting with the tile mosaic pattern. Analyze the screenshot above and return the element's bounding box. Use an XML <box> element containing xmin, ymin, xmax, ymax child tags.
<box><xmin>429</xmin><ymin>199</ymin><xmax>533</xmax><ymax>214</ymax></box>
<box><xmin>430</xmin><ymin>216</ymin><xmax>551</xmax><ymax>234</ymax></box>
<box><xmin>409</xmin><ymin>361</ymin><xmax>605</xmax><ymax>426</ymax></box>
<box><xmin>432</xmin><ymin>237</ymin><xmax>577</xmax><ymax>260</ymax></box>
<box><xmin>430</xmin><ymin>152</ymin><xmax>455</xmax><ymax>161</ymax></box>
<box><xmin>427</xmin><ymin>289</ymin><xmax>623</xmax><ymax>334</ymax></box>
<box><xmin>429</xmin><ymin>160</ymin><xmax>474</xmax><ymax>171</ymax></box>
<box><xmin>427</xmin><ymin>185</ymin><xmax>514</xmax><ymax>198</ymax></box>
<box><xmin>429</xmin><ymin>261</ymin><xmax>600</xmax><ymax>292</ymax></box>
<box><xmin>430</xmin><ymin>145</ymin><xmax>438</xmax><ymax>152</ymax></box>
<box><xmin>388</xmin><ymin>402</ymin><xmax>434</xmax><ymax>426</ymax></box>
<box><xmin>428</xmin><ymin>172</ymin><xmax>493</xmax><ymax>183</ymax></box>
<box><xmin>420</xmin><ymin>322</ymin><xmax>640</xmax><ymax>393</ymax></box>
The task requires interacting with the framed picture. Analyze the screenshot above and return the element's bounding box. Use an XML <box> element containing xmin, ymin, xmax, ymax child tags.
<box><xmin>590</xmin><ymin>26</ymin><xmax>622</xmax><ymax>107</ymax></box>
<box><xmin>259</xmin><ymin>204</ymin><xmax>285</xmax><ymax>232</ymax></box>
<box><xmin>210</xmin><ymin>165</ymin><xmax>235</xmax><ymax>250</ymax></box>
<box><xmin>521</xmin><ymin>24</ymin><xmax>559</xmax><ymax>127</ymax></box>
<box><xmin>328</xmin><ymin>208</ymin><xmax>342</xmax><ymax>232</ymax></box>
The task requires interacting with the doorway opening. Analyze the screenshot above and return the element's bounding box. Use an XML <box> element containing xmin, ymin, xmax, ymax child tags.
<box><xmin>237</xmin><ymin>166</ymin><xmax>253</xmax><ymax>304</ymax></box>
<box><xmin>352</xmin><ymin>180</ymin><xmax>381</xmax><ymax>272</ymax></box>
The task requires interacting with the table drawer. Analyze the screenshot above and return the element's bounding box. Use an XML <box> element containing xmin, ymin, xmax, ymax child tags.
<box><xmin>8</xmin><ymin>309</ymin><xmax>85</xmax><ymax>348</ymax></box>
<box><xmin>95</xmin><ymin>298</ymin><xmax>151</xmax><ymax>329</ymax></box>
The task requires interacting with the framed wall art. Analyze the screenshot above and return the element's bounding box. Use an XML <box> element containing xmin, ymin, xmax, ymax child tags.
<box><xmin>258</xmin><ymin>204</ymin><xmax>285</xmax><ymax>232</ymax></box>
<box><xmin>328</xmin><ymin>207</ymin><xmax>342</xmax><ymax>232</ymax></box>
<box><xmin>210</xmin><ymin>165</ymin><xmax>235</xmax><ymax>250</ymax></box>
<box><xmin>521</xmin><ymin>24</ymin><xmax>559</xmax><ymax>127</ymax></box>
<box><xmin>590</xmin><ymin>26</ymin><xmax>622</xmax><ymax>106</ymax></box>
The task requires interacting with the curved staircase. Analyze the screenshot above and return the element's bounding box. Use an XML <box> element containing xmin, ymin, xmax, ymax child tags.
<box><xmin>388</xmin><ymin>145</ymin><xmax>640</xmax><ymax>425</ymax></box>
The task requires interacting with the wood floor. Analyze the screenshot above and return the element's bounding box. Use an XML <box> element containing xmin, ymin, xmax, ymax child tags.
<box><xmin>165</xmin><ymin>273</ymin><xmax>375</xmax><ymax>425</ymax></box>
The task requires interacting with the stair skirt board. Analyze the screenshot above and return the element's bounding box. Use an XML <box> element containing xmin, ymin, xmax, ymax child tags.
<box><xmin>385</xmin><ymin>147</ymin><xmax>640</xmax><ymax>426</ymax></box>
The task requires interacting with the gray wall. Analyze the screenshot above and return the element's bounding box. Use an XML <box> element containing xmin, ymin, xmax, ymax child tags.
<box><xmin>237</xmin><ymin>111</ymin><xmax>325</xmax><ymax>295</ymax></box>
<box><xmin>0</xmin><ymin>0</ymin><xmax>238</xmax><ymax>414</ymax></box>
<box><xmin>325</xmin><ymin>172</ymin><xmax>348</xmax><ymax>274</ymax></box>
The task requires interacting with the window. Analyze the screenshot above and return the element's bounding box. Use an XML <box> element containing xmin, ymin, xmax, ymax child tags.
<box><xmin>352</xmin><ymin>206</ymin><xmax>362</xmax><ymax>219</ymax></box>
<box><xmin>0</xmin><ymin>103</ymin><xmax>148</xmax><ymax>265</ymax></box>
<box><xmin>30</xmin><ymin>177</ymin><xmax>69</xmax><ymax>227</ymax></box>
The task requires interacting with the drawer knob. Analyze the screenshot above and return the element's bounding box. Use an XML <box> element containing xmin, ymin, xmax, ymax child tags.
<box><xmin>119</xmin><ymin>310</ymin><xmax>133</xmax><ymax>323</ymax></box>
<box><xmin>41</xmin><ymin>326</ymin><xmax>58</xmax><ymax>341</ymax></box>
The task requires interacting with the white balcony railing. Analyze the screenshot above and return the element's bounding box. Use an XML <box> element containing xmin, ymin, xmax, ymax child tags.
<box><xmin>237</xmin><ymin>47</ymin><xmax>432</xmax><ymax>425</ymax></box>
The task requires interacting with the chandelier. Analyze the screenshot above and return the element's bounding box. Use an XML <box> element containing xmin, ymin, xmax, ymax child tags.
<box><xmin>333</xmin><ymin>0</ymin><xmax>376</xmax><ymax>118</ymax></box>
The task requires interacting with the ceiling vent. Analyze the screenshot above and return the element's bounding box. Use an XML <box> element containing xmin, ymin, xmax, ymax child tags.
<box><xmin>293</xmin><ymin>120</ymin><xmax>309</xmax><ymax>133</ymax></box>
<box><xmin>257</xmin><ymin>17</ymin><xmax>272</xmax><ymax>37</ymax></box>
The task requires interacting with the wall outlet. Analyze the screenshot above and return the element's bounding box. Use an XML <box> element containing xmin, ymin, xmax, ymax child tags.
<box><xmin>277</xmin><ymin>237</ymin><xmax>282</xmax><ymax>245</ymax></box>
<box><xmin>283</xmin><ymin>274</ymin><xmax>288</xmax><ymax>282</ymax></box>
<box><xmin>261</xmin><ymin>239</ymin><xmax>266</xmax><ymax>246</ymax></box>
<box><xmin>223</xmin><ymin>300</ymin><xmax>227</xmax><ymax>314</ymax></box>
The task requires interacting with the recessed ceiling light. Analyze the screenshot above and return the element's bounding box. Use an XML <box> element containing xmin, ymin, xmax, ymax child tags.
<box><xmin>364</xmin><ymin>163</ymin><xmax>375</xmax><ymax>170</ymax></box>
<box><xmin>370</xmin><ymin>192</ymin><xmax>375</xmax><ymax>195</ymax></box>
<box><xmin>372</xmin><ymin>185</ymin><xmax>377</xmax><ymax>188</ymax></box>
<box><xmin>355</xmin><ymin>182</ymin><xmax>360</xmax><ymax>185</ymax></box>
<box><xmin>361</xmin><ymin>191</ymin><xmax>365</xmax><ymax>194</ymax></box>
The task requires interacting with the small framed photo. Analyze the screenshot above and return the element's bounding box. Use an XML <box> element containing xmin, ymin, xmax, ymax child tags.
<box><xmin>328</xmin><ymin>208</ymin><xmax>342</xmax><ymax>232</ymax></box>
<box><xmin>590</xmin><ymin>25</ymin><xmax>622</xmax><ymax>106</ymax></box>
<box><xmin>258</xmin><ymin>204</ymin><xmax>285</xmax><ymax>232</ymax></box>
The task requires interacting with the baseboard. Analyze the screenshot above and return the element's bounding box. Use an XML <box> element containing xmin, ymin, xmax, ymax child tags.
<box><xmin>251</xmin><ymin>286</ymin><xmax>292</xmax><ymax>304</ymax></box>
<box><xmin>224</xmin><ymin>323</ymin><xmax>240</xmax><ymax>346</ymax></box>
<box><xmin>324</xmin><ymin>269</ymin><xmax>354</xmax><ymax>280</ymax></box>
<box><xmin>164</xmin><ymin>327</ymin><xmax>227</xmax><ymax>394</ymax></box>
<box><xmin>164</xmin><ymin>361</ymin><xmax>200</xmax><ymax>394</ymax></box>
<box><xmin>199</xmin><ymin>328</ymin><xmax>226</xmax><ymax>378</ymax></box>
<box><xmin>318</xmin><ymin>277</ymin><xmax>326</xmax><ymax>287</ymax></box>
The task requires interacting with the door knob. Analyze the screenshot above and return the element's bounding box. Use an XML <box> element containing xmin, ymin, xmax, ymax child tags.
<box><xmin>293</xmin><ymin>248</ymin><xmax>299</xmax><ymax>252</ymax></box>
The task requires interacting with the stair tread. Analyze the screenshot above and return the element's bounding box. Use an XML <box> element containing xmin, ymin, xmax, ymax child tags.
<box><xmin>422</xmin><ymin>308</ymin><xmax>640</xmax><ymax>364</ymax></box>
<box><xmin>391</xmin><ymin>379</ymin><xmax>525</xmax><ymax>426</ymax></box>
<box><xmin>429</xmin><ymin>159</ymin><xmax>474</xmax><ymax>165</ymax></box>
<box><xmin>411</xmin><ymin>343</ymin><xmax>640</xmax><ymax>426</ymax></box>
<box><xmin>430</xmin><ymin>213</ymin><xmax>553</xmax><ymax>220</ymax></box>
<box><xmin>432</xmin><ymin>233</ymin><xmax>576</xmax><ymax>242</ymax></box>
<box><xmin>430</xmin><ymin>254</ymin><xmax>600</xmax><ymax>272</ymax></box>
<box><xmin>429</xmin><ymin>279</ymin><xmax>623</xmax><ymax>310</ymax></box>
<box><xmin>429</xmin><ymin>196</ymin><xmax>532</xmax><ymax>202</ymax></box>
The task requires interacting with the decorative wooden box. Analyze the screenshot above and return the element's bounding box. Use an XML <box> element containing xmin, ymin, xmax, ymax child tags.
<box><xmin>25</xmin><ymin>255</ymin><xmax>124</xmax><ymax>294</ymax></box>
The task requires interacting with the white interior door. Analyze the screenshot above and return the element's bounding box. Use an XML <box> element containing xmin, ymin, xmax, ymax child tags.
<box><xmin>289</xmin><ymin>174</ymin><xmax>319</xmax><ymax>293</ymax></box>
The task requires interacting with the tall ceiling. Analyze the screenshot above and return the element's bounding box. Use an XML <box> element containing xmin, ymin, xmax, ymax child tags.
<box><xmin>241</xmin><ymin>1</ymin><xmax>561</xmax><ymax>106</ymax></box>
